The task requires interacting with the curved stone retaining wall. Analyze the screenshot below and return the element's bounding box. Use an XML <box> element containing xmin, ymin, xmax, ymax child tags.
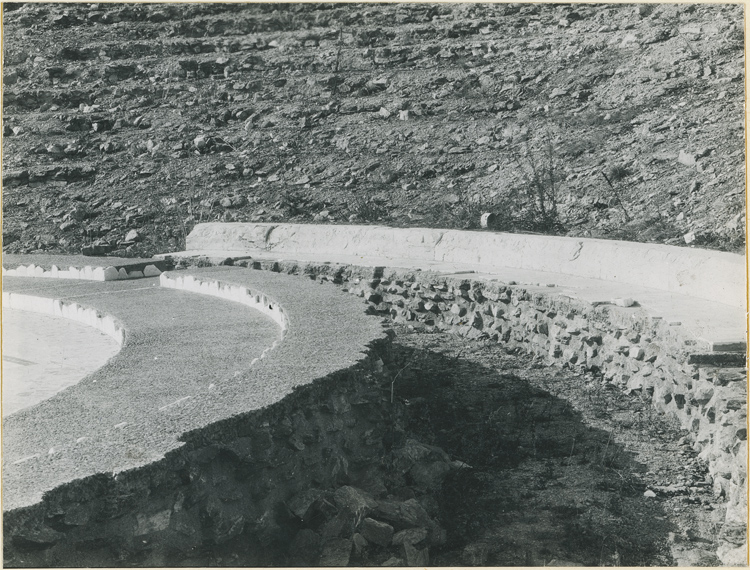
<box><xmin>241</xmin><ymin>257</ymin><xmax>747</xmax><ymax>566</ymax></box>
<box><xmin>4</xmin><ymin>254</ymin><xmax>746</xmax><ymax>565</ymax></box>
<box><xmin>186</xmin><ymin>223</ymin><xmax>746</xmax><ymax>308</ymax></box>
<box><xmin>1</xmin><ymin>291</ymin><xmax>125</xmax><ymax>345</ymax></box>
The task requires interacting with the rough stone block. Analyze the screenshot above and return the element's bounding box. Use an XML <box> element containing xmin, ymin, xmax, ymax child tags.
<box><xmin>333</xmin><ymin>486</ymin><xmax>377</xmax><ymax>516</ymax></box>
<box><xmin>360</xmin><ymin>517</ymin><xmax>393</xmax><ymax>547</ymax></box>
<box><xmin>403</xmin><ymin>542</ymin><xmax>429</xmax><ymax>566</ymax></box>
<box><xmin>392</xmin><ymin>527</ymin><xmax>428</xmax><ymax>546</ymax></box>
<box><xmin>319</xmin><ymin>538</ymin><xmax>352</xmax><ymax>567</ymax></box>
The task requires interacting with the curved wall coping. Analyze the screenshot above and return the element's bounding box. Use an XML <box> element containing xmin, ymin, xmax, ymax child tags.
<box><xmin>184</xmin><ymin>223</ymin><xmax>746</xmax><ymax>308</ymax></box>
<box><xmin>2</xmin><ymin>254</ymin><xmax>172</xmax><ymax>281</ymax></box>
<box><xmin>159</xmin><ymin>272</ymin><xmax>288</xmax><ymax>332</ymax></box>
<box><xmin>2</xmin><ymin>291</ymin><xmax>125</xmax><ymax>345</ymax></box>
<box><xmin>3</xmin><ymin>262</ymin><xmax>163</xmax><ymax>281</ymax></box>
<box><xmin>159</xmin><ymin>272</ymin><xmax>287</xmax><ymax>365</ymax></box>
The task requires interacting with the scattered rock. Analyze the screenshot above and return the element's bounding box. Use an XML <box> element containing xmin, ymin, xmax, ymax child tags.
<box><xmin>549</xmin><ymin>87</ymin><xmax>568</xmax><ymax>98</ymax></box>
<box><xmin>70</xmin><ymin>205</ymin><xmax>90</xmax><ymax>222</ymax></box>
<box><xmin>628</xmin><ymin>346</ymin><xmax>645</xmax><ymax>360</ymax></box>
<box><xmin>193</xmin><ymin>134</ymin><xmax>209</xmax><ymax>150</ymax></box>
<box><xmin>392</xmin><ymin>527</ymin><xmax>428</xmax><ymax>546</ymax></box>
<box><xmin>403</xmin><ymin>542</ymin><xmax>429</xmax><ymax>566</ymax></box>
<box><xmin>373</xmin><ymin>498</ymin><xmax>435</xmax><ymax>534</ymax></box>
<box><xmin>679</xmin><ymin>24</ymin><xmax>702</xmax><ymax>35</ymax></box>
<box><xmin>677</xmin><ymin>150</ymin><xmax>697</xmax><ymax>167</ymax></box>
<box><xmin>352</xmin><ymin>532</ymin><xmax>368</xmax><ymax>556</ymax></box>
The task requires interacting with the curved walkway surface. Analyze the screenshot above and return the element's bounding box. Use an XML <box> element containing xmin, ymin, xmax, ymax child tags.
<box><xmin>164</xmin><ymin>222</ymin><xmax>746</xmax><ymax>352</ymax></box>
<box><xmin>2</xmin><ymin>275</ymin><xmax>282</xmax><ymax>511</ymax></box>
<box><xmin>3</xmin><ymin>267</ymin><xmax>386</xmax><ymax>512</ymax></box>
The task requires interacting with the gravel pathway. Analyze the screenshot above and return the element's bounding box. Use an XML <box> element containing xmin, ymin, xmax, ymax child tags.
<box><xmin>3</xmin><ymin>275</ymin><xmax>280</xmax><ymax>510</ymax></box>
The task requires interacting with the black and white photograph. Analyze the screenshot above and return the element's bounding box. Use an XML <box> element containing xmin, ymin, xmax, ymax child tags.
<box><xmin>1</xmin><ymin>1</ymin><xmax>747</xmax><ymax>567</ymax></box>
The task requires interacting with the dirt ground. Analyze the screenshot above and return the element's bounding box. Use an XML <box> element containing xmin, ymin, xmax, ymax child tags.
<box><xmin>2</xmin><ymin>3</ymin><xmax>745</xmax><ymax>257</ymax></box>
<box><xmin>391</xmin><ymin>323</ymin><xmax>724</xmax><ymax>567</ymax></box>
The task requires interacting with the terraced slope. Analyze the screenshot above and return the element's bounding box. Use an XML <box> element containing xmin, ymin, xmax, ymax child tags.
<box><xmin>2</xmin><ymin>3</ymin><xmax>745</xmax><ymax>257</ymax></box>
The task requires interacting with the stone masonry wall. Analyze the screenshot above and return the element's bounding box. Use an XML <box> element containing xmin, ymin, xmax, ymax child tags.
<box><xmin>4</xmin><ymin>336</ymin><xmax>457</xmax><ymax>567</ymax></box>
<box><xmin>5</xmin><ymin>259</ymin><xmax>745</xmax><ymax>566</ymax></box>
<box><xmin>243</xmin><ymin>258</ymin><xmax>747</xmax><ymax>565</ymax></box>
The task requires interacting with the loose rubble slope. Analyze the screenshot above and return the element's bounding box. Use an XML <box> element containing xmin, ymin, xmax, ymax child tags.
<box><xmin>2</xmin><ymin>2</ymin><xmax>745</xmax><ymax>257</ymax></box>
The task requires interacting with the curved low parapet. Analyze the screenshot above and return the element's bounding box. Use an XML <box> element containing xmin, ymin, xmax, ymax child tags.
<box><xmin>159</xmin><ymin>272</ymin><xmax>289</xmax><ymax>333</ymax></box>
<box><xmin>2</xmin><ymin>253</ymin><xmax>170</xmax><ymax>281</ymax></box>
<box><xmin>2</xmin><ymin>291</ymin><xmax>126</xmax><ymax>345</ymax></box>
<box><xmin>183</xmin><ymin>223</ymin><xmax>746</xmax><ymax>309</ymax></box>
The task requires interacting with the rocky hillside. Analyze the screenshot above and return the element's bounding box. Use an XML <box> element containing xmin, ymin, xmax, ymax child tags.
<box><xmin>2</xmin><ymin>2</ymin><xmax>745</xmax><ymax>258</ymax></box>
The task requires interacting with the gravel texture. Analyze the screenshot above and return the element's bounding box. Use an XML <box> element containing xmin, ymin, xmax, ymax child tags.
<box><xmin>3</xmin><ymin>266</ymin><xmax>386</xmax><ymax>512</ymax></box>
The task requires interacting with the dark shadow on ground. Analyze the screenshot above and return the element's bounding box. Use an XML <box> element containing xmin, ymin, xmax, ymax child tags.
<box><xmin>391</xmin><ymin>340</ymin><xmax>675</xmax><ymax>567</ymax></box>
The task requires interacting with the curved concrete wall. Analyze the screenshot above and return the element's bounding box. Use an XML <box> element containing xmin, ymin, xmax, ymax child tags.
<box><xmin>3</xmin><ymin>263</ymin><xmax>163</xmax><ymax>281</ymax></box>
<box><xmin>186</xmin><ymin>223</ymin><xmax>746</xmax><ymax>308</ymax></box>
<box><xmin>159</xmin><ymin>272</ymin><xmax>287</xmax><ymax>365</ymax></box>
<box><xmin>1</xmin><ymin>291</ymin><xmax>125</xmax><ymax>345</ymax></box>
<box><xmin>159</xmin><ymin>273</ymin><xmax>288</xmax><ymax>332</ymax></box>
